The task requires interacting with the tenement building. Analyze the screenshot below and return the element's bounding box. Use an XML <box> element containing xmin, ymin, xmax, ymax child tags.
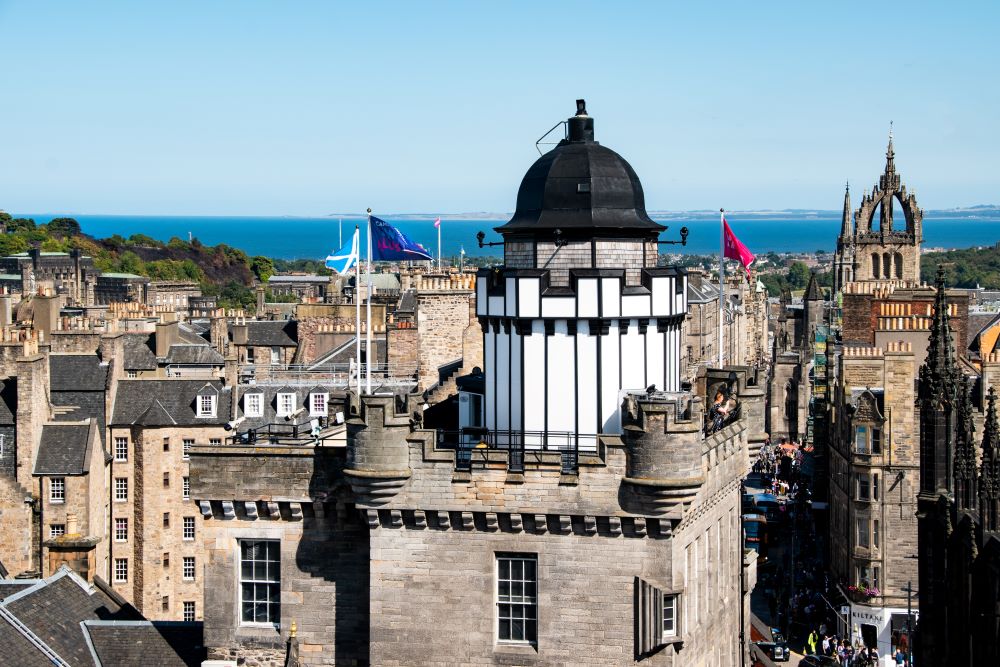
<box><xmin>191</xmin><ymin>101</ymin><xmax>762</xmax><ymax>665</ymax></box>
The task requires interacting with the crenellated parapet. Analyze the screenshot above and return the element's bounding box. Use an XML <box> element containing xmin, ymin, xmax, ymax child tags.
<box><xmin>344</xmin><ymin>393</ymin><xmax>417</xmax><ymax>504</ymax></box>
<box><xmin>620</xmin><ymin>392</ymin><xmax>705</xmax><ymax>512</ymax></box>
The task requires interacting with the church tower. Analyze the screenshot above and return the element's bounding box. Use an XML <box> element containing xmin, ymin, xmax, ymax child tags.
<box><xmin>835</xmin><ymin>131</ymin><xmax>924</xmax><ymax>293</ymax></box>
<box><xmin>473</xmin><ymin>100</ymin><xmax>687</xmax><ymax>452</ymax></box>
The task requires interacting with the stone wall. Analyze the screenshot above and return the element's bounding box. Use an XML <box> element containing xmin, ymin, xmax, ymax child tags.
<box><xmin>386</xmin><ymin>325</ymin><xmax>418</xmax><ymax>377</ymax></box>
<box><xmin>0</xmin><ymin>473</ymin><xmax>34</xmax><ymax>575</ymax></box>
<box><xmin>192</xmin><ymin>445</ymin><xmax>369</xmax><ymax>667</ymax></box>
<box><xmin>415</xmin><ymin>290</ymin><xmax>474</xmax><ymax>391</ymax></box>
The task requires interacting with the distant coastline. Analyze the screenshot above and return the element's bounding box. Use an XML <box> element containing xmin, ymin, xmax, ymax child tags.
<box><xmin>330</xmin><ymin>205</ymin><xmax>1000</xmax><ymax>221</ymax></box>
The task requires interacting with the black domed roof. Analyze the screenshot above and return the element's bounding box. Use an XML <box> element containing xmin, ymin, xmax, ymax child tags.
<box><xmin>495</xmin><ymin>101</ymin><xmax>664</xmax><ymax>237</ymax></box>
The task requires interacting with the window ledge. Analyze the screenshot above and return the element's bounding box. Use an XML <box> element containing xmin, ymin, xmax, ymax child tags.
<box><xmin>493</xmin><ymin>643</ymin><xmax>538</xmax><ymax>664</ymax></box>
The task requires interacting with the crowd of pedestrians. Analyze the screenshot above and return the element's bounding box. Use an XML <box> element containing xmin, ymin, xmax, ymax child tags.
<box><xmin>750</xmin><ymin>437</ymin><xmax>913</xmax><ymax>666</ymax></box>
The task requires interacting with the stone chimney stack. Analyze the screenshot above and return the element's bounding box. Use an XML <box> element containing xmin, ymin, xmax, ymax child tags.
<box><xmin>33</xmin><ymin>293</ymin><xmax>62</xmax><ymax>342</ymax></box>
<box><xmin>0</xmin><ymin>294</ymin><xmax>11</xmax><ymax>327</ymax></box>
<box><xmin>256</xmin><ymin>286</ymin><xmax>266</xmax><ymax>319</ymax></box>
<box><xmin>209</xmin><ymin>312</ymin><xmax>228</xmax><ymax>354</ymax></box>
<box><xmin>154</xmin><ymin>320</ymin><xmax>180</xmax><ymax>358</ymax></box>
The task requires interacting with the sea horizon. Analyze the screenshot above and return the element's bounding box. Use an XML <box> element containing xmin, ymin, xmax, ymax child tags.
<box><xmin>9</xmin><ymin>212</ymin><xmax>1000</xmax><ymax>260</ymax></box>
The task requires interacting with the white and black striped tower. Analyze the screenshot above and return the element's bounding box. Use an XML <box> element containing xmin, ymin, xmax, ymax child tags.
<box><xmin>473</xmin><ymin>100</ymin><xmax>688</xmax><ymax>453</ymax></box>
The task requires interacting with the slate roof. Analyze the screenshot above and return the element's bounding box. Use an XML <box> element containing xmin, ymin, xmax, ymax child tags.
<box><xmin>111</xmin><ymin>380</ymin><xmax>231</xmax><ymax>427</ymax></box>
<box><xmin>51</xmin><ymin>391</ymin><xmax>107</xmax><ymax>430</ymax></box>
<box><xmin>0</xmin><ymin>568</ymin><xmax>140</xmax><ymax>667</ymax></box>
<box><xmin>33</xmin><ymin>423</ymin><xmax>94</xmax><ymax>476</ymax></box>
<box><xmin>687</xmin><ymin>280</ymin><xmax>720</xmax><ymax>304</ymax></box>
<box><xmin>0</xmin><ymin>580</ymin><xmax>36</xmax><ymax>601</ymax></box>
<box><xmin>49</xmin><ymin>354</ymin><xmax>109</xmax><ymax>392</ymax></box>
<box><xmin>0</xmin><ymin>379</ymin><xmax>15</xmax><ymax>425</ymax></box>
<box><xmin>233</xmin><ymin>320</ymin><xmax>298</xmax><ymax>347</ymax></box>
<box><xmin>122</xmin><ymin>334</ymin><xmax>158</xmax><ymax>370</ymax></box>
<box><xmin>83</xmin><ymin>621</ymin><xmax>206</xmax><ymax>667</ymax></box>
<box><xmin>0</xmin><ymin>615</ymin><xmax>55</xmax><ymax>667</ymax></box>
<box><xmin>164</xmin><ymin>344</ymin><xmax>225</xmax><ymax>366</ymax></box>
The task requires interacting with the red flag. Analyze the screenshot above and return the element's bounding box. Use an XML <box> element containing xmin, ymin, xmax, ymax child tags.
<box><xmin>723</xmin><ymin>217</ymin><xmax>755</xmax><ymax>280</ymax></box>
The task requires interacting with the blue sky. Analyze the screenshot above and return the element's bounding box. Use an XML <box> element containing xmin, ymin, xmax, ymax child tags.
<box><xmin>1</xmin><ymin>1</ymin><xmax>997</xmax><ymax>215</ymax></box>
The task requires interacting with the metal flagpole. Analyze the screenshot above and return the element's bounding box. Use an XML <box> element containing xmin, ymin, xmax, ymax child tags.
<box><xmin>354</xmin><ymin>225</ymin><xmax>361</xmax><ymax>393</ymax></box>
<box><xmin>339</xmin><ymin>218</ymin><xmax>343</xmax><ymax>248</ymax></box>
<box><xmin>437</xmin><ymin>220</ymin><xmax>442</xmax><ymax>271</ymax></box>
<box><xmin>366</xmin><ymin>209</ymin><xmax>373</xmax><ymax>395</ymax></box>
<box><xmin>719</xmin><ymin>208</ymin><xmax>725</xmax><ymax>368</ymax></box>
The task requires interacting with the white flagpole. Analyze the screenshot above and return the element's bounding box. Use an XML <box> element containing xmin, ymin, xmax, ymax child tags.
<box><xmin>366</xmin><ymin>209</ymin><xmax>373</xmax><ymax>395</ymax></box>
<box><xmin>353</xmin><ymin>225</ymin><xmax>361</xmax><ymax>393</ymax></box>
<box><xmin>719</xmin><ymin>208</ymin><xmax>726</xmax><ymax>368</ymax></box>
<box><xmin>437</xmin><ymin>219</ymin><xmax>442</xmax><ymax>271</ymax></box>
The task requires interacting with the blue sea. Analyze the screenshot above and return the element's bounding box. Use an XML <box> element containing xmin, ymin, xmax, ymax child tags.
<box><xmin>13</xmin><ymin>214</ymin><xmax>1000</xmax><ymax>260</ymax></box>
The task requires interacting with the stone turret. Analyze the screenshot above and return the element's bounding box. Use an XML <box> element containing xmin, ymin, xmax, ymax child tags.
<box><xmin>344</xmin><ymin>394</ymin><xmax>414</xmax><ymax>504</ymax></box>
<box><xmin>620</xmin><ymin>393</ymin><xmax>705</xmax><ymax>513</ymax></box>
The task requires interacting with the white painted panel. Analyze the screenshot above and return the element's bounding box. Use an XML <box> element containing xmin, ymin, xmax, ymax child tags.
<box><xmin>646</xmin><ymin>328</ymin><xmax>664</xmax><ymax>392</ymax></box>
<box><xmin>675</xmin><ymin>275</ymin><xmax>688</xmax><ymax>315</ymax></box>
<box><xmin>505</xmin><ymin>277</ymin><xmax>517</xmax><ymax>316</ymax></box>
<box><xmin>488</xmin><ymin>295</ymin><xmax>505</xmax><ymax>317</ymax></box>
<box><xmin>495</xmin><ymin>329</ymin><xmax>510</xmax><ymax>431</ymax></box>
<box><xmin>601</xmin><ymin>322</ymin><xmax>622</xmax><ymax>433</ymax></box>
<box><xmin>622</xmin><ymin>294</ymin><xmax>651</xmax><ymax>317</ymax></box>
<box><xmin>621</xmin><ymin>320</ymin><xmax>645</xmax><ymax>391</ymax></box>
<box><xmin>668</xmin><ymin>325</ymin><xmax>680</xmax><ymax>391</ymax></box>
<box><xmin>518</xmin><ymin>278</ymin><xmax>540</xmax><ymax>318</ymax></box>
<box><xmin>601</xmin><ymin>278</ymin><xmax>621</xmax><ymax>317</ymax></box>
<box><xmin>510</xmin><ymin>333</ymin><xmax>522</xmax><ymax>432</ymax></box>
<box><xmin>522</xmin><ymin>321</ymin><xmax>545</xmax><ymax>446</ymax></box>
<box><xmin>476</xmin><ymin>278</ymin><xmax>487</xmax><ymax>316</ymax></box>
<box><xmin>578</xmin><ymin>278</ymin><xmax>599</xmax><ymax>318</ymax></box>
<box><xmin>547</xmin><ymin>321</ymin><xmax>575</xmax><ymax>435</ymax></box>
<box><xmin>576</xmin><ymin>322</ymin><xmax>598</xmax><ymax>440</ymax></box>
<box><xmin>485</xmin><ymin>329</ymin><xmax>496</xmax><ymax>430</ymax></box>
<box><xmin>541</xmin><ymin>297</ymin><xmax>576</xmax><ymax>318</ymax></box>
<box><xmin>651</xmin><ymin>277</ymin><xmax>670</xmax><ymax>317</ymax></box>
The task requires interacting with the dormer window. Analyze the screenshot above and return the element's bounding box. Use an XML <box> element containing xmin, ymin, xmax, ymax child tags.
<box><xmin>309</xmin><ymin>392</ymin><xmax>328</xmax><ymax>417</ymax></box>
<box><xmin>196</xmin><ymin>385</ymin><xmax>219</xmax><ymax>419</ymax></box>
<box><xmin>244</xmin><ymin>393</ymin><xmax>264</xmax><ymax>418</ymax></box>
<box><xmin>197</xmin><ymin>394</ymin><xmax>216</xmax><ymax>418</ymax></box>
<box><xmin>277</xmin><ymin>392</ymin><xmax>296</xmax><ymax>418</ymax></box>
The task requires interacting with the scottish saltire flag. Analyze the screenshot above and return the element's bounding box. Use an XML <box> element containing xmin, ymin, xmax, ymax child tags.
<box><xmin>370</xmin><ymin>216</ymin><xmax>433</xmax><ymax>261</ymax></box>
<box><xmin>722</xmin><ymin>216</ymin><xmax>755</xmax><ymax>280</ymax></box>
<box><xmin>325</xmin><ymin>227</ymin><xmax>360</xmax><ymax>273</ymax></box>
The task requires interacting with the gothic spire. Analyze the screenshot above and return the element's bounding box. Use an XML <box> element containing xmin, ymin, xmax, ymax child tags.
<box><xmin>840</xmin><ymin>181</ymin><xmax>853</xmax><ymax>238</ymax></box>
<box><xmin>953</xmin><ymin>375</ymin><xmax>978</xmax><ymax>511</ymax></box>
<box><xmin>981</xmin><ymin>387</ymin><xmax>1000</xmax><ymax>531</ymax></box>
<box><xmin>918</xmin><ymin>266</ymin><xmax>959</xmax><ymax>404</ymax></box>
<box><xmin>886</xmin><ymin>121</ymin><xmax>896</xmax><ymax>175</ymax></box>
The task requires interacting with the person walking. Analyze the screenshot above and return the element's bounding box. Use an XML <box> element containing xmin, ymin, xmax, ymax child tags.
<box><xmin>807</xmin><ymin>628</ymin><xmax>819</xmax><ymax>655</ymax></box>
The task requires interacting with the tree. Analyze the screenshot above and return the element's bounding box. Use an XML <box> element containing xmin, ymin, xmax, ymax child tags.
<box><xmin>8</xmin><ymin>217</ymin><xmax>36</xmax><ymax>233</ymax></box>
<box><xmin>46</xmin><ymin>217</ymin><xmax>81</xmax><ymax>237</ymax></box>
<box><xmin>0</xmin><ymin>234</ymin><xmax>29</xmax><ymax>256</ymax></box>
<box><xmin>117</xmin><ymin>251</ymin><xmax>145</xmax><ymax>275</ymax></box>
<box><xmin>787</xmin><ymin>261</ymin><xmax>811</xmax><ymax>289</ymax></box>
<box><xmin>250</xmin><ymin>256</ymin><xmax>274</xmax><ymax>283</ymax></box>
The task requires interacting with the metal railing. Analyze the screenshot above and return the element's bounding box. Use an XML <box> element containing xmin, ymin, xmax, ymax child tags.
<box><xmin>436</xmin><ymin>429</ymin><xmax>591</xmax><ymax>473</ymax></box>
<box><xmin>238</xmin><ymin>361</ymin><xmax>418</xmax><ymax>387</ymax></box>
<box><xmin>226</xmin><ymin>421</ymin><xmax>343</xmax><ymax>447</ymax></box>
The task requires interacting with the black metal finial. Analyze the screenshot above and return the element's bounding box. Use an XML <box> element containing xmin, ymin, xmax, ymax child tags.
<box><xmin>576</xmin><ymin>99</ymin><xmax>587</xmax><ymax>116</ymax></box>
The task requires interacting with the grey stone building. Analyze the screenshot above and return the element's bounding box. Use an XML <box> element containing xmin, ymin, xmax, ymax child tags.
<box><xmin>191</xmin><ymin>101</ymin><xmax>761</xmax><ymax>666</ymax></box>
